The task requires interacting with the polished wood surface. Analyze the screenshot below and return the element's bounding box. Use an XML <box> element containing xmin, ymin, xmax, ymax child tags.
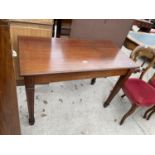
<box><xmin>18</xmin><ymin>36</ymin><xmax>139</xmax><ymax>125</ymax></box>
<box><xmin>19</xmin><ymin>37</ymin><xmax>139</xmax><ymax>76</ymax></box>
<box><xmin>0</xmin><ymin>20</ymin><xmax>21</xmax><ymax>134</ymax></box>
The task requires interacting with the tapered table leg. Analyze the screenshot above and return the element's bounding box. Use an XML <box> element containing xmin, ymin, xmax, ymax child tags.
<box><xmin>24</xmin><ymin>77</ymin><xmax>35</xmax><ymax>125</ymax></box>
<box><xmin>103</xmin><ymin>69</ymin><xmax>133</xmax><ymax>108</ymax></box>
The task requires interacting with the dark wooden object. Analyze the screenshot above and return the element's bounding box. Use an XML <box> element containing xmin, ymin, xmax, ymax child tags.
<box><xmin>120</xmin><ymin>104</ymin><xmax>137</xmax><ymax>125</ymax></box>
<box><xmin>0</xmin><ymin>20</ymin><xmax>21</xmax><ymax>134</ymax></box>
<box><xmin>54</xmin><ymin>19</ymin><xmax>72</xmax><ymax>37</ymax></box>
<box><xmin>56</xmin><ymin>19</ymin><xmax>62</xmax><ymax>38</ymax></box>
<box><xmin>18</xmin><ymin>37</ymin><xmax>139</xmax><ymax>125</ymax></box>
<box><xmin>133</xmin><ymin>19</ymin><xmax>153</xmax><ymax>32</ymax></box>
<box><xmin>143</xmin><ymin>106</ymin><xmax>155</xmax><ymax>120</ymax></box>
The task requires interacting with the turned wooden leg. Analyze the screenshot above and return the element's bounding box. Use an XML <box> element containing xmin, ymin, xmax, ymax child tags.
<box><xmin>146</xmin><ymin>109</ymin><xmax>155</xmax><ymax>120</ymax></box>
<box><xmin>91</xmin><ymin>78</ymin><xmax>96</xmax><ymax>85</ymax></box>
<box><xmin>143</xmin><ymin>106</ymin><xmax>155</xmax><ymax>119</ymax></box>
<box><xmin>121</xmin><ymin>94</ymin><xmax>126</xmax><ymax>98</ymax></box>
<box><xmin>103</xmin><ymin>69</ymin><xmax>133</xmax><ymax>108</ymax></box>
<box><xmin>119</xmin><ymin>104</ymin><xmax>137</xmax><ymax>125</ymax></box>
<box><xmin>24</xmin><ymin>77</ymin><xmax>35</xmax><ymax>125</ymax></box>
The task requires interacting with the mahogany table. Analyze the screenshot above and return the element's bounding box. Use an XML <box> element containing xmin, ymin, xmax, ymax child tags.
<box><xmin>18</xmin><ymin>36</ymin><xmax>139</xmax><ymax>125</ymax></box>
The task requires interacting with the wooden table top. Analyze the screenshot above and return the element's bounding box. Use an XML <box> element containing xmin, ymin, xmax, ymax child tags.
<box><xmin>18</xmin><ymin>37</ymin><xmax>139</xmax><ymax>76</ymax></box>
<box><xmin>127</xmin><ymin>31</ymin><xmax>155</xmax><ymax>48</ymax></box>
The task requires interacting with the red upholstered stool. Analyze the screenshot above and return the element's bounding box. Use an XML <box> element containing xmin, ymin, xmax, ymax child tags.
<box><xmin>120</xmin><ymin>78</ymin><xmax>155</xmax><ymax>125</ymax></box>
<box><xmin>123</xmin><ymin>79</ymin><xmax>155</xmax><ymax>106</ymax></box>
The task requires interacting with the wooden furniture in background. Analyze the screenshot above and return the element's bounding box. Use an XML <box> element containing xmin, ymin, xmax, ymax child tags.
<box><xmin>9</xmin><ymin>19</ymin><xmax>53</xmax><ymax>85</ymax></box>
<box><xmin>133</xmin><ymin>19</ymin><xmax>153</xmax><ymax>32</ymax></box>
<box><xmin>70</xmin><ymin>19</ymin><xmax>133</xmax><ymax>48</ymax></box>
<box><xmin>18</xmin><ymin>36</ymin><xmax>139</xmax><ymax>125</ymax></box>
<box><xmin>53</xmin><ymin>19</ymin><xmax>72</xmax><ymax>37</ymax></box>
<box><xmin>124</xmin><ymin>31</ymin><xmax>155</xmax><ymax>51</ymax></box>
<box><xmin>0</xmin><ymin>20</ymin><xmax>21</xmax><ymax>134</ymax></box>
<box><xmin>124</xmin><ymin>31</ymin><xmax>155</xmax><ymax>67</ymax></box>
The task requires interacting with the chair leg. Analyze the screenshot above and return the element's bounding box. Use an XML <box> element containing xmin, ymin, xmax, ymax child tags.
<box><xmin>146</xmin><ymin>109</ymin><xmax>155</xmax><ymax>120</ymax></box>
<box><xmin>121</xmin><ymin>94</ymin><xmax>126</xmax><ymax>98</ymax></box>
<box><xmin>91</xmin><ymin>78</ymin><xmax>96</xmax><ymax>85</ymax></box>
<box><xmin>119</xmin><ymin>104</ymin><xmax>137</xmax><ymax>125</ymax></box>
<box><xmin>141</xmin><ymin>60</ymin><xmax>146</xmax><ymax>67</ymax></box>
<box><xmin>143</xmin><ymin>106</ymin><xmax>155</xmax><ymax>119</ymax></box>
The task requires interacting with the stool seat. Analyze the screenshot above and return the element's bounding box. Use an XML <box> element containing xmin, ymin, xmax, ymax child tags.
<box><xmin>123</xmin><ymin>78</ymin><xmax>155</xmax><ymax>106</ymax></box>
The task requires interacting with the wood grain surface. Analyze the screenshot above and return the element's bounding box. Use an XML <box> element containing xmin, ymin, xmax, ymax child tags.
<box><xmin>0</xmin><ymin>20</ymin><xmax>21</xmax><ymax>134</ymax></box>
<box><xmin>18</xmin><ymin>37</ymin><xmax>139</xmax><ymax>76</ymax></box>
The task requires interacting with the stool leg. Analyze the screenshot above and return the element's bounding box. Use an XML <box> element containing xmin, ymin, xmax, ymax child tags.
<box><xmin>146</xmin><ymin>109</ymin><xmax>155</xmax><ymax>120</ymax></box>
<box><xmin>91</xmin><ymin>78</ymin><xmax>96</xmax><ymax>85</ymax></box>
<box><xmin>119</xmin><ymin>104</ymin><xmax>137</xmax><ymax>125</ymax></box>
<box><xmin>121</xmin><ymin>94</ymin><xmax>126</xmax><ymax>98</ymax></box>
<box><xmin>143</xmin><ymin>106</ymin><xmax>155</xmax><ymax>119</ymax></box>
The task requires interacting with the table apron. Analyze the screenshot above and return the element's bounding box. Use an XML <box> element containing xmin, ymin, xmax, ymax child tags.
<box><xmin>32</xmin><ymin>69</ymin><xmax>130</xmax><ymax>84</ymax></box>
